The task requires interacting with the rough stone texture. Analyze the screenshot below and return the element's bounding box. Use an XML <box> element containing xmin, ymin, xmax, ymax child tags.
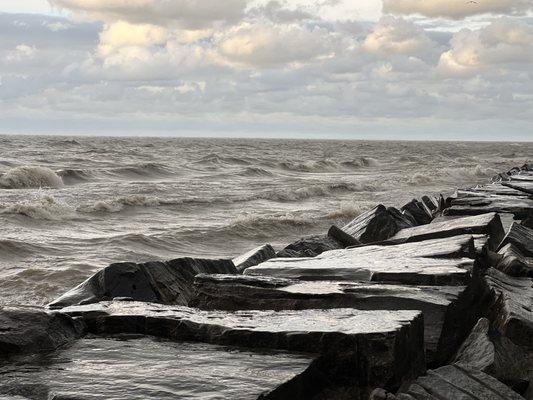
<box><xmin>494</xmin><ymin>243</ymin><xmax>533</xmax><ymax>278</ymax></box>
<box><xmin>498</xmin><ymin>223</ymin><xmax>533</xmax><ymax>257</ymax></box>
<box><xmin>340</xmin><ymin>205</ymin><xmax>415</xmax><ymax>244</ymax></box>
<box><xmin>277</xmin><ymin>234</ymin><xmax>343</xmax><ymax>258</ymax></box>
<box><xmin>60</xmin><ymin>301</ymin><xmax>425</xmax><ymax>399</ymax></box>
<box><xmin>245</xmin><ymin>235</ymin><xmax>477</xmax><ymax>285</ymax></box>
<box><xmin>503</xmin><ymin>181</ymin><xmax>533</xmax><ymax>195</ymax></box>
<box><xmin>191</xmin><ymin>273</ymin><xmax>466</xmax><ymax>363</ymax></box>
<box><xmin>444</xmin><ymin>192</ymin><xmax>533</xmax><ymax>219</ymax></box>
<box><xmin>397</xmin><ymin>364</ymin><xmax>525</xmax><ymax>400</ymax></box>
<box><xmin>48</xmin><ymin>258</ymin><xmax>236</xmax><ymax>309</ymax></box>
<box><xmin>328</xmin><ymin>225</ymin><xmax>361</xmax><ymax>247</ymax></box>
<box><xmin>479</xmin><ymin>268</ymin><xmax>533</xmax><ymax>352</ymax></box>
<box><xmin>401</xmin><ymin>199</ymin><xmax>433</xmax><ymax>226</ymax></box>
<box><xmin>0</xmin><ymin>307</ymin><xmax>85</xmax><ymax>358</ymax></box>
<box><xmin>452</xmin><ymin>318</ymin><xmax>532</xmax><ymax>393</ymax></box>
<box><xmin>233</xmin><ymin>244</ymin><xmax>276</xmax><ymax>273</ymax></box>
<box><xmin>390</xmin><ymin>213</ymin><xmax>504</xmax><ymax>250</ymax></box>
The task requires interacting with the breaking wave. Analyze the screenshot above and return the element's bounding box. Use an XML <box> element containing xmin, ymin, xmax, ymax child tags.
<box><xmin>0</xmin><ymin>195</ymin><xmax>75</xmax><ymax>220</ymax></box>
<box><xmin>78</xmin><ymin>195</ymin><xmax>163</xmax><ymax>213</ymax></box>
<box><xmin>0</xmin><ymin>166</ymin><xmax>64</xmax><ymax>189</ymax></box>
<box><xmin>56</xmin><ymin>168</ymin><xmax>94</xmax><ymax>184</ymax></box>
<box><xmin>278</xmin><ymin>157</ymin><xmax>379</xmax><ymax>173</ymax></box>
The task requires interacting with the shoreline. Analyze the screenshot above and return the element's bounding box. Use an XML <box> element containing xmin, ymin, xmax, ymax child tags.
<box><xmin>1</xmin><ymin>163</ymin><xmax>532</xmax><ymax>399</ymax></box>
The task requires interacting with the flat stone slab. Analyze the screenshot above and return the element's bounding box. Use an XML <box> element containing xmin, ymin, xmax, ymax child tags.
<box><xmin>48</xmin><ymin>257</ymin><xmax>236</xmax><ymax>309</ymax></box>
<box><xmin>59</xmin><ymin>301</ymin><xmax>425</xmax><ymax>396</ymax></box>
<box><xmin>397</xmin><ymin>364</ymin><xmax>524</xmax><ymax>400</ymax></box>
<box><xmin>245</xmin><ymin>235</ymin><xmax>477</xmax><ymax>285</ymax></box>
<box><xmin>0</xmin><ymin>307</ymin><xmax>85</xmax><ymax>358</ymax></box>
<box><xmin>445</xmin><ymin>193</ymin><xmax>533</xmax><ymax>219</ymax></box>
<box><xmin>503</xmin><ymin>180</ymin><xmax>533</xmax><ymax>195</ymax></box>
<box><xmin>457</xmin><ymin>185</ymin><xmax>529</xmax><ymax>197</ymax></box>
<box><xmin>481</xmin><ymin>269</ymin><xmax>533</xmax><ymax>351</ymax></box>
<box><xmin>390</xmin><ymin>213</ymin><xmax>504</xmax><ymax>250</ymax></box>
<box><xmin>192</xmin><ymin>274</ymin><xmax>466</xmax><ymax>363</ymax></box>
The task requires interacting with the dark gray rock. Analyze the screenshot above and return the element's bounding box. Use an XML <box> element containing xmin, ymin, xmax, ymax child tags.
<box><xmin>494</xmin><ymin>243</ymin><xmax>533</xmax><ymax>278</ymax></box>
<box><xmin>391</xmin><ymin>213</ymin><xmax>505</xmax><ymax>250</ymax></box>
<box><xmin>444</xmin><ymin>191</ymin><xmax>533</xmax><ymax>219</ymax></box>
<box><xmin>276</xmin><ymin>234</ymin><xmax>343</xmax><ymax>258</ymax></box>
<box><xmin>233</xmin><ymin>244</ymin><xmax>276</xmax><ymax>273</ymax></box>
<box><xmin>452</xmin><ymin>318</ymin><xmax>532</xmax><ymax>393</ymax></box>
<box><xmin>0</xmin><ymin>306</ymin><xmax>85</xmax><ymax>358</ymax></box>
<box><xmin>60</xmin><ymin>301</ymin><xmax>425</xmax><ymax>399</ymax></box>
<box><xmin>498</xmin><ymin>222</ymin><xmax>533</xmax><ymax>257</ymax></box>
<box><xmin>245</xmin><ymin>235</ymin><xmax>477</xmax><ymax>285</ymax></box>
<box><xmin>340</xmin><ymin>205</ymin><xmax>415</xmax><ymax>244</ymax></box>
<box><xmin>191</xmin><ymin>273</ymin><xmax>468</xmax><ymax>364</ymax></box>
<box><xmin>503</xmin><ymin>181</ymin><xmax>533</xmax><ymax>195</ymax></box>
<box><xmin>397</xmin><ymin>364</ymin><xmax>525</xmax><ymax>399</ymax></box>
<box><xmin>48</xmin><ymin>258</ymin><xmax>236</xmax><ymax>309</ymax></box>
<box><xmin>401</xmin><ymin>199</ymin><xmax>433</xmax><ymax>225</ymax></box>
<box><xmin>479</xmin><ymin>268</ymin><xmax>533</xmax><ymax>352</ymax></box>
<box><xmin>327</xmin><ymin>225</ymin><xmax>361</xmax><ymax>247</ymax></box>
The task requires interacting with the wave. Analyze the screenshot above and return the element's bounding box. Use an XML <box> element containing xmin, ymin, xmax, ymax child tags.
<box><xmin>0</xmin><ymin>195</ymin><xmax>75</xmax><ymax>220</ymax></box>
<box><xmin>104</xmin><ymin>163</ymin><xmax>173</xmax><ymax>179</ymax></box>
<box><xmin>278</xmin><ymin>157</ymin><xmax>379</xmax><ymax>173</ymax></box>
<box><xmin>326</xmin><ymin>201</ymin><xmax>374</xmax><ymax>220</ymax></box>
<box><xmin>407</xmin><ymin>164</ymin><xmax>497</xmax><ymax>186</ymax></box>
<box><xmin>253</xmin><ymin>181</ymin><xmax>377</xmax><ymax>202</ymax></box>
<box><xmin>78</xmin><ymin>195</ymin><xmax>162</xmax><ymax>213</ymax></box>
<box><xmin>0</xmin><ymin>239</ymin><xmax>57</xmax><ymax>259</ymax></box>
<box><xmin>56</xmin><ymin>168</ymin><xmax>94</xmax><ymax>184</ymax></box>
<box><xmin>239</xmin><ymin>167</ymin><xmax>274</xmax><ymax>177</ymax></box>
<box><xmin>0</xmin><ymin>166</ymin><xmax>64</xmax><ymax>189</ymax></box>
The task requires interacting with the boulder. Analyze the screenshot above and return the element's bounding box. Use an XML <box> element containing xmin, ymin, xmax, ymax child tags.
<box><xmin>245</xmin><ymin>235</ymin><xmax>477</xmax><ymax>286</ymax></box>
<box><xmin>60</xmin><ymin>301</ymin><xmax>425</xmax><ymax>399</ymax></box>
<box><xmin>401</xmin><ymin>199</ymin><xmax>433</xmax><ymax>225</ymax></box>
<box><xmin>390</xmin><ymin>213</ymin><xmax>505</xmax><ymax>250</ymax></box>
<box><xmin>340</xmin><ymin>205</ymin><xmax>415</xmax><ymax>244</ymax></box>
<box><xmin>233</xmin><ymin>244</ymin><xmax>276</xmax><ymax>273</ymax></box>
<box><xmin>0</xmin><ymin>306</ymin><xmax>85</xmax><ymax>358</ymax></box>
<box><xmin>452</xmin><ymin>318</ymin><xmax>532</xmax><ymax>393</ymax></box>
<box><xmin>277</xmin><ymin>234</ymin><xmax>343</xmax><ymax>258</ymax></box>
<box><xmin>327</xmin><ymin>225</ymin><xmax>361</xmax><ymax>247</ymax></box>
<box><xmin>48</xmin><ymin>258</ymin><xmax>236</xmax><ymax>309</ymax></box>
<box><xmin>494</xmin><ymin>243</ymin><xmax>533</xmax><ymax>278</ymax></box>
<box><xmin>498</xmin><ymin>223</ymin><xmax>533</xmax><ymax>257</ymax></box>
<box><xmin>191</xmin><ymin>273</ymin><xmax>469</xmax><ymax>364</ymax></box>
<box><xmin>397</xmin><ymin>364</ymin><xmax>525</xmax><ymax>400</ymax></box>
<box><xmin>478</xmin><ymin>268</ymin><xmax>533</xmax><ymax>351</ymax></box>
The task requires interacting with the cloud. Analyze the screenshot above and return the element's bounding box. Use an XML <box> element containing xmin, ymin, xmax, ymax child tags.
<box><xmin>363</xmin><ymin>17</ymin><xmax>436</xmax><ymax>56</ymax></box>
<box><xmin>5</xmin><ymin>44</ymin><xmax>37</xmax><ymax>63</ymax></box>
<box><xmin>218</xmin><ymin>21</ymin><xmax>339</xmax><ymax>68</ymax></box>
<box><xmin>98</xmin><ymin>21</ymin><xmax>168</xmax><ymax>56</ymax></box>
<box><xmin>50</xmin><ymin>0</ymin><xmax>248</xmax><ymax>28</ymax></box>
<box><xmin>383</xmin><ymin>0</ymin><xmax>533</xmax><ymax>19</ymax></box>
<box><xmin>438</xmin><ymin>18</ymin><xmax>533</xmax><ymax>76</ymax></box>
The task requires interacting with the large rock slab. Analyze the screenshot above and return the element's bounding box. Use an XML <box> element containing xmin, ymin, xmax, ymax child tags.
<box><xmin>245</xmin><ymin>235</ymin><xmax>477</xmax><ymax>285</ymax></box>
<box><xmin>48</xmin><ymin>258</ymin><xmax>236</xmax><ymax>309</ymax></box>
<box><xmin>0</xmin><ymin>306</ymin><xmax>85</xmax><ymax>358</ymax></box>
<box><xmin>397</xmin><ymin>364</ymin><xmax>525</xmax><ymax>400</ymax></box>
<box><xmin>191</xmin><ymin>273</ymin><xmax>467</xmax><ymax>363</ymax></box>
<box><xmin>340</xmin><ymin>205</ymin><xmax>415</xmax><ymax>244</ymax></box>
<box><xmin>494</xmin><ymin>243</ymin><xmax>533</xmax><ymax>278</ymax></box>
<box><xmin>444</xmin><ymin>193</ymin><xmax>533</xmax><ymax>219</ymax></box>
<box><xmin>401</xmin><ymin>199</ymin><xmax>433</xmax><ymax>226</ymax></box>
<box><xmin>233</xmin><ymin>244</ymin><xmax>276</xmax><ymax>273</ymax></box>
<box><xmin>60</xmin><ymin>301</ymin><xmax>425</xmax><ymax>399</ymax></box>
<box><xmin>503</xmin><ymin>181</ymin><xmax>533</xmax><ymax>195</ymax></box>
<box><xmin>452</xmin><ymin>318</ymin><xmax>532</xmax><ymax>393</ymax></box>
<box><xmin>479</xmin><ymin>268</ymin><xmax>533</xmax><ymax>351</ymax></box>
<box><xmin>498</xmin><ymin>223</ymin><xmax>533</xmax><ymax>257</ymax></box>
<box><xmin>390</xmin><ymin>213</ymin><xmax>504</xmax><ymax>250</ymax></box>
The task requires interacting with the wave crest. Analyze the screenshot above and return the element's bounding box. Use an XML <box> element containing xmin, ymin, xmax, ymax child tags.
<box><xmin>78</xmin><ymin>195</ymin><xmax>162</xmax><ymax>213</ymax></box>
<box><xmin>0</xmin><ymin>195</ymin><xmax>75</xmax><ymax>220</ymax></box>
<box><xmin>0</xmin><ymin>166</ymin><xmax>64</xmax><ymax>189</ymax></box>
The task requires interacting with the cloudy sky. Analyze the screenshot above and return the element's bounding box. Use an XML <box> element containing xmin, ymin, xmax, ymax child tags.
<box><xmin>0</xmin><ymin>0</ymin><xmax>532</xmax><ymax>140</ymax></box>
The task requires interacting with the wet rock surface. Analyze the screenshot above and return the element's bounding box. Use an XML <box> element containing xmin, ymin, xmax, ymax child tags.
<box><xmin>0</xmin><ymin>307</ymin><xmax>85</xmax><ymax>358</ymax></box>
<box><xmin>4</xmin><ymin>163</ymin><xmax>533</xmax><ymax>399</ymax></box>
<box><xmin>397</xmin><ymin>364</ymin><xmax>525</xmax><ymax>400</ymax></box>
<box><xmin>245</xmin><ymin>235</ymin><xmax>477</xmax><ymax>285</ymax></box>
<box><xmin>48</xmin><ymin>257</ymin><xmax>236</xmax><ymax>309</ymax></box>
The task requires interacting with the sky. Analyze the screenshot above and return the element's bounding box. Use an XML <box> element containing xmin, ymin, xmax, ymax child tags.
<box><xmin>0</xmin><ymin>0</ymin><xmax>532</xmax><ymax>140</ymax></box>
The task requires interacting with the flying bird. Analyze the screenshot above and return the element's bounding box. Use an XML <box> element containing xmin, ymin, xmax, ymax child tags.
<box><xmin>467</xmin><ymin>1</ymin><xmax>479</xmax><ymax>4</ymax></box>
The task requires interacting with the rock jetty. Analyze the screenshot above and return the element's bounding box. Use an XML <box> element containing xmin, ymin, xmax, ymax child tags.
<box><xmin>1</xmin><ymin>163</ymin><xmax>532</xmax><ymax>399</ymax></box>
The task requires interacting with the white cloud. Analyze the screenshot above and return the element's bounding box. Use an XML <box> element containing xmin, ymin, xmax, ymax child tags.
<box><xmin>383</xmin><ymin>0</ymin><xmax>533</xmax><ymax>19</ymax></box>
<box><xmin>363</xmin><ymin>17</ymin><xmax>436</xmax><ymax>56</ymax></box>
<box><xmin>50</xmin><ymin>0</ymin><xmax>248</xmax><ymax>28</ymax></box>
<box><xmin>98</xmin><ymin>21</ymin><xmax>168</xmax><ymax>56</ymax></box>
<box><xmin>5</xmin><ymin>44</ymin><xmax>37</xmax><ymax>63</ymax></box>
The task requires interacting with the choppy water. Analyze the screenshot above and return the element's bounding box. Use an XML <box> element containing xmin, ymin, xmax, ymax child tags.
<box><xmin>0</xmin><ymin>337</ymin><xmax>312</xmax><ymax>399</ymax></box>
<box><xmin>0</xmin><ymin>135</ymin><xmax>531</xmax><ymax>306</ymax></box>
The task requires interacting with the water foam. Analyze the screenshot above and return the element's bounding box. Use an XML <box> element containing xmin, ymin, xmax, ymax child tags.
<box><xmin>0</xmin><ymin>166</ymin><xmax>64</xmax><ymax>189</ymax></box>
<box><xmin>78</xmin><ymin>195</ymin><xmax>162</xmax><ymax>213</ymax></box>
<box><xmin>0</xmin><ymin>195</ymin><xmax>75</xmax><ymax>220</ymax></box>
